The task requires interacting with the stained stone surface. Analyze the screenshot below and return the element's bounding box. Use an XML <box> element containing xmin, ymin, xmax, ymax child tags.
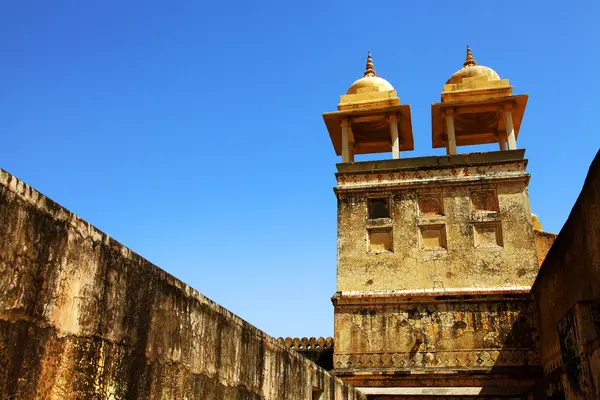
<box><xmin>532</xmin><ymin>150</ymin><xmax>600</xmax><ymax>399</ymax></box>
<box><xmin>0</xmin><ymin>168</ymin><xmax>364</xmax><ymax>400</ymax></box>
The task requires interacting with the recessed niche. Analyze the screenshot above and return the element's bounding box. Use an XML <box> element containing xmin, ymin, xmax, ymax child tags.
<box><xmin>418</xmin><ymin>193</ymin><xmax>443</xmax><ymax>216</ymax></box>
<box><xmin>368</xmin><ymin>228</ymin><xmax>393</xmax><ymax>253</ymax></box>
<box><xmin>474</xmin><ymin>222</ymin><xmax>503</xmax><ymax>248</ymax></box>
<box><xmin>312</xmin><ymin>388</ymin><xmax>324</xmax><ymax>400</ymax></box>
<box><xmin>471</xmin><ymin>190</ymin><xmax>498</xmax><ymax>212</ymax></box>
<box><xmin>368</xmin><ymin>198</ymin><xmax>390</xmax><ymax>219</ymax></box>
<box><xmin>420</xmin><ymin>225</ymin><xmax>447</xmax><ymax>249</ymax></box>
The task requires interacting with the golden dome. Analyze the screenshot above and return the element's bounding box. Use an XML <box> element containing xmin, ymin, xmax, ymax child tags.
<box><xmin>347</xmin><ymin>52</ymin><xmax>395</xmax><ymax>95</ymax></box>
<box><xmin>445</xmin><ymin>46</ymin><xmax>501</xmax><ymax>85</ymax></box>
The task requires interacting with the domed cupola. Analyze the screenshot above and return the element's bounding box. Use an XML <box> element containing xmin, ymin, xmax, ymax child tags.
<box><xmin>445</xmin><ymin>46</ymin><xmax>502</xmax><ymax>86</ymax></box>
<box><xmin>431</xmin><ymin>46</ymin><xmax>529</xmax><ymax>155</ymax></box>
<box><xmin>323</xmin><ymin>52</ymin><xmax>414</xmax><ymax>162</ymax></box>
<box><xmin>441</xmin><ymin>46</ymin><xmax>511</xmax><ymax>102</ymax></box>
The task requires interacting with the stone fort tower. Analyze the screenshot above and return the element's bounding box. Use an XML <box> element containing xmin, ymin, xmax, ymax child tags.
<box><xmin>0</xmin><ymin>45</ymin><xmax>597</xmax><ymax>399</ymax></box>
<box><xmin>322</xmin><ymin>49</ymin><xmax>541</xmax><ymax>398</ymax></box>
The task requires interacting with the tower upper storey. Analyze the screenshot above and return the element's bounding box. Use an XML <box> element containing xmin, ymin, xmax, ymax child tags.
<box><xmin>328</xmin><ymin>49</ymin><xmax>538</xmax><ymax>295</ymax></box>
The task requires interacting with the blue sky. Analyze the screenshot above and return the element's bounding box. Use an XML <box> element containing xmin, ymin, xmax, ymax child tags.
<box><xmin>1</xmin><ymin>1</ymin><xmax>599</xmax><ymax>339</ymax></box>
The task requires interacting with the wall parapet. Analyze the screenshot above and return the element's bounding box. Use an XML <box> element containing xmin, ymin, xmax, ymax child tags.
<box><xmin>276</xmin><ymin>337</ymin><xmax>335</xmax><ymax>371</ymax></box>
<box><xmin>277</xmin><ymin>337</ymin><xmax>334</xmax><ymax>352</ymax></box>
<box><xmin>531</xmin><ymin>150</ymin><xmax>600</xmax><ymax>399</ymax></box>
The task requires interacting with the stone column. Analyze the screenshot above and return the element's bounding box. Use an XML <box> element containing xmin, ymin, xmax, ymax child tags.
<box><xmin>498</xmin><ymin>131</ymin><xmax>507</xmax><ymax>151</ymax></box>
<box><xmin>348</xmin><ymin>124</ymin><xmax>355</xmax><ymax>163</ymax></box>
<box><xmin>341</xmin><ymin>117</ymin><xmax>351</xmax><ymax>163</ymax></box>
<box><xmin>503</xmin><ymin>104</ymin><xmax>517</xmax><ymax>150</ymax></box>
<box><xmin>445</xmin><ymin>108</ymin><xmax>457</xmax><ymax>155</ymax></box>
<box><xmin>389</xmin><ymin>113</ymin><xmax>400</xmax><ymax>159</ymax></box>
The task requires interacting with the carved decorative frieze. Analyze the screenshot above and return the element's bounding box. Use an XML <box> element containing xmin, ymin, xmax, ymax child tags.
<box><xmin>334</xmin><ymin>348</ymin><xmax>540</xmax><ymax>369</ymax></box>
<box><xmin>336</xmin><ymin>161</ymin><xmax>527</xmax><ymax>189</ymax></box>
<box><xmin>334</xmin><ymin>299</ymin><xmax>540</xmax><ymax>371</ymax></box>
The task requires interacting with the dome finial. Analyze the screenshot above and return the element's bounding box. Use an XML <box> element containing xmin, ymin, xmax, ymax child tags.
<box><xmin>364</xmin><ymin>51</ymin><xmax>376</xmax><ymax>77</ymax></box>
<box><xmin>463</xmin><ymin>45</ymin><xmax>477</xmax><ymax>68</ymax></box>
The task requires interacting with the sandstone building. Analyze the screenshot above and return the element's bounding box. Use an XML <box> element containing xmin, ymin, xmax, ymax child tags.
<box><xmin>0</xmin><ymin>48</ymin><xmax>598</xmax><ymax>399</ymax></box>
<box><xmin>283</xmin><ymin>49</ymin><xmax>600</xmax><ymax>399</ymax></box>
<box><xmin>325</xmin><ymin>48</ymin><xmax>541</xmax><ymax>398</ymax></box>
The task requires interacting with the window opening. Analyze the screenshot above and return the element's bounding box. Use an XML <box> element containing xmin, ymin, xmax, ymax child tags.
<box><xmin>368</xmin><ymin>198</ymin><xmax>390</xmax><ymax>219</ymax></box>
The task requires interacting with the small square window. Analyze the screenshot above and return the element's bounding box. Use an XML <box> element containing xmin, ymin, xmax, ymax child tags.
<box><xmin>420</xmin><ymin>225</ymin><xmax>447</xmax><ymax>249</ymax></box>
<box><xmin>368</xmin><ymin>198</ymin><xmax>390</xmax><ymax>219</ymax></box>
<box><xmin>474</xmin><ymin>222</ymin><xmax>503</xmax><ymax>248</ymax></box>
<box><xmin>368</xmin><ymin>228</ymin><xmax>393</xmax><ymax>253</ymax></box>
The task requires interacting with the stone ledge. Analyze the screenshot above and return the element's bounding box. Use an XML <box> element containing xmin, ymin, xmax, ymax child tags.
<box><xmin>335</xmin><ymin>159</ymin><xmax>529</xmax><ymax>192</ymax></box>
<box><xmin>356</xmin><ymin>386</ymin><xmax>522</xmax><ymax>396</ymax></box>
<box><xmin>337</xmin><ymin>150</ymin><xmax>525</xmax><ymax>174</ymax></box>
<box><xmin>331</xmin><ymin>287</ymin><xmax>533</xmax><ymax>306</ymax></box>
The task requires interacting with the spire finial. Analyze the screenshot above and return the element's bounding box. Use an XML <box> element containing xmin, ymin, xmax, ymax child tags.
<box><xmin>364</xmin><ymin>51</ymin><xmax>376</xmax><ymax>77</ymax></box>
<box><xmin>463</xmin><ymin>45</ymin><xmax>477</xmax><ymax>68</ymax></box>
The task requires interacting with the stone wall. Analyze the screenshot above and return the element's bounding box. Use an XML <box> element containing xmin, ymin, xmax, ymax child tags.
<box><xmin>533</xmin><ymin>230</ymin><xmax>556</xmax><ymax>267</ymax></box>
<box><xmin>332</xmin><ymin>292</ymin><xmax>541</xmax><ymax>395</ymax></box>
<box><xmin>333</xmin><ymin>294</ymin><xmax>539</xmax><ymax>371</ymax></box>
<box><xmin>335</xmin><ymin>151</ymin><xmax>539</xmax><ymax>293</ymax></box>
<box><xmin>532</xmin><ymin>150</ymin><xmax>600</xmax><ymax>399</ymax></box>
<box><xmin>0</xmin><ymin>168</ymin><xmax>365</xmax><ymax>400</ymax></box>
<box><xmin>332</xmin><ymin>151</ymin><xmax>543</xmax><ymax>397</ymax></box>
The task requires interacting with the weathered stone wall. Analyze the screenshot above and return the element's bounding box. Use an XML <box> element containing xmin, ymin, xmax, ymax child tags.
<box><xmin>0</xmin><ymin>169</ymin><xmax>365</xmax><ymax>400</ymax></box>
<box><xmin>331</xmin><ymin>152</ymin><xmax>543</xmax><ymax>397</ymax></box>
<box><xmin>532</xmin><ymin>150</ymin><xmax>600</xmax><ymax>399</ymax></box>
<box><xmin>333</xmin><ymin>295</ymin><xmax>539</xmax><ymax>370</ymax></box>
<box><xmin>533</xmin><ymin>230</ymin><xmax>557</xmax><ymax>267</ymax></box>
<box><xmin>335</xmin><ymin>151</ymin><xmax>539</xmax><ymax>293</ymax></box>
<box><xmin>332</xmin><ymin>293</ymin><xmax>541</xmax><ymax>395</ymax></box>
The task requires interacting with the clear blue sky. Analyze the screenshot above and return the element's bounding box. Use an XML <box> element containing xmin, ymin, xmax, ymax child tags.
<box><xmin>1</xmin><ymin>1</ymin><xmax>599</xmax><ymax>339</ymax></box>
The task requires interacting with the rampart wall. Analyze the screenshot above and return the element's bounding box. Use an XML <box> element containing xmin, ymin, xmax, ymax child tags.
<box><xmin>532</xmin><ymin>150</ymin><xmax>600</xmax><ymax>399</ymax></box>
<box><xmin>0</xmin><ymin>168</ymin><xmax>364</xmax><ymax>400</ymax></box>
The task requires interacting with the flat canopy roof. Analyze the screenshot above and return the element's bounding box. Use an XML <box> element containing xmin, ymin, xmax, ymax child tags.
<box><xmin>323</xmin><ymin>104</ymin><xmax>414</xmax><ymax>156</ymax></box>
<box><xmin>431</xmin><ymin>94</ymin><xmax>528</xmax><ymax>149</ymax></box>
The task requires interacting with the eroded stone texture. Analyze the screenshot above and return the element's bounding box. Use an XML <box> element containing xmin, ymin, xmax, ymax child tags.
<box><xmin>533</xmin><ymin>230</ymin><xmax>557</xmax><ymax>267</ymax></box>
<box><xmin>532</xmin><ymin>150</ymin><xmax>600</xmax><ymax>399</ymax></box>
<box><xmin>332</xmin><ymin>151</ymin><xmax>542</xmax><ymax>397</ymax></box>
<box><xmin>0</xmin><ymin>169</ymin><xmax>365</xmax><ymax>400</ymax></box>
<box><xmin>333</xmin><ymin>296</ymin><xmax>539</xmax><ymax>370</ymax></box>
<box><xmin>335</xmin><ymin>151</ymin><xmax>539</xmax><ymax>293</ymax></box>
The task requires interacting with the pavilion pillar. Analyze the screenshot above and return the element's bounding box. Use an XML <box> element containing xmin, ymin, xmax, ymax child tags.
<box><xmin>498</xmin><ymin>131</ymin><xmax>507</xmax><ymax>151</ymax></box>
<box><xmin>445</xmin><ymin>108</ymin><xmax>457</xmax><ymax>155</ymax></box>
<box><xmin>389</xmin><ymin>113</ymin><xmax>400</xmax><ymax>159</ymax></box>
<box><xmin>504</xmin><ymin>104</ymin><xmax>517</xmax><ymax>150</ymax></box>
<box><xmin>348</xmin><ymin>124</ymin><xmax>355</xmax><ymax>162</ymax></box>
<box><xmin>341</xmin><ymin>118</ymin><xmax>353</xmax><ymax>163</ymax></box>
